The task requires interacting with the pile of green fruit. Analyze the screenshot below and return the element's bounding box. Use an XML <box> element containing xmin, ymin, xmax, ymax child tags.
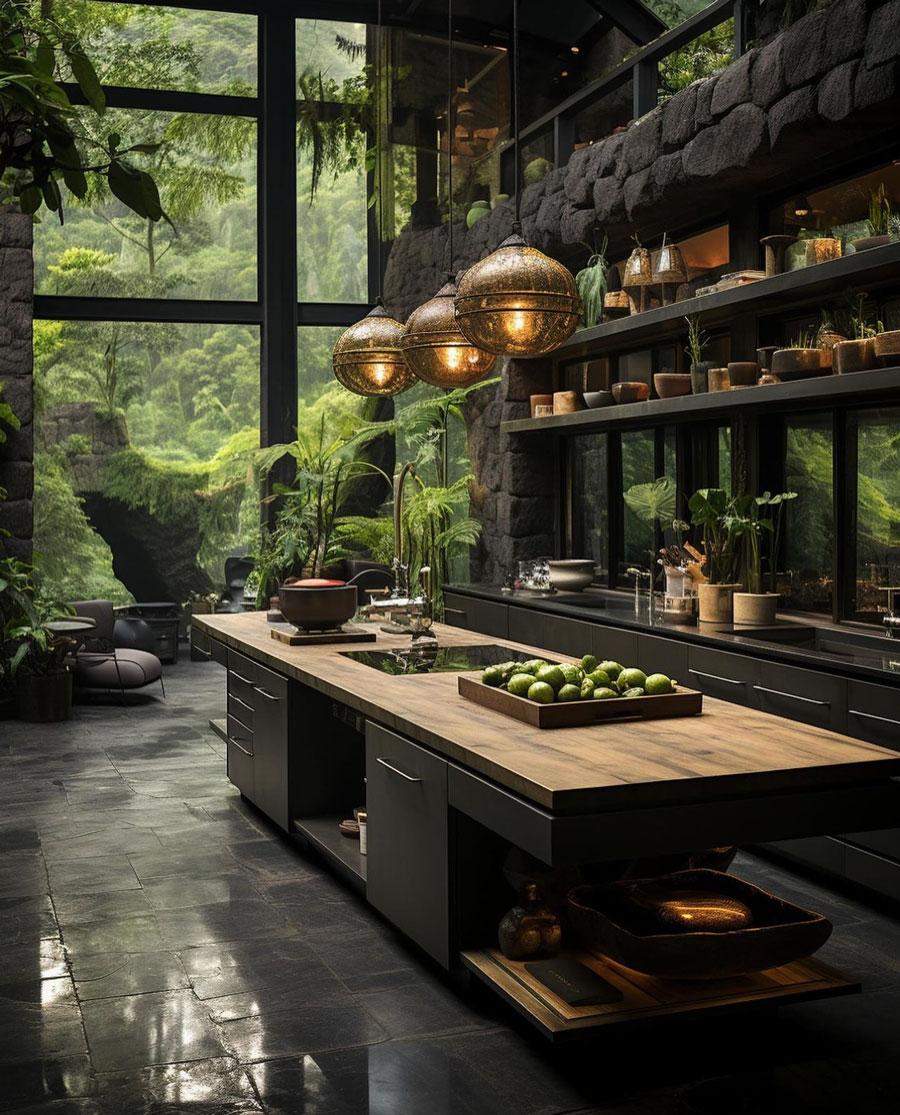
<box><xmin>481</xmin><ymin>655</ymin><xmax>676</xmax><ymax>704</ymax></box>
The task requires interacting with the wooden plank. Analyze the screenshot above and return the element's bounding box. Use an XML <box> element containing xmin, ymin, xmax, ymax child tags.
<box><xmin>270</xmin><ymin>624</ymin><xmax>376</xmax><ymax>646</ymax></box>
<box><xmin>458</xmin><ymin>674</ymin><xmax>702</xmax><ymax>728</ymax></box>
<box><xmin>461</xmin><ymin>947</ymin><xmax>858</xmax><ymax>1040</ymax></box>
<box><xmin>194</xmin><ymin>613</ymin><xmax>900</xmax><ymax>814</ymax></box>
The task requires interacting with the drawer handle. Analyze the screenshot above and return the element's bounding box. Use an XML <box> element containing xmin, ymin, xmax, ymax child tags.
<box><xmin>230</xmin><ymin>693</ymin><xmax>253</xmax><ymax>713</ymax></box>
<box><xmin>753</xmin><ymin>685</ymin><xmax>829</xmax><ymax>708</ymax></box>
<box><xmin>444</xmin><ymin>607</ymin><xmax>467</xmax><ymax>618</ymax></box>
<box><xmin>375</xmin><ymin>757</ymin><xmax>422</xmax><ymax>783</ymax></box>
<box><xmin>194</xmin><ymin>646</ymin><xmax>212</xmax><ymax>659</ymax></box>
<box><xmin>253</xmin><ymin>686</ymin><xmax>280</xmax><ymax>702</ymax></box>
<box><xmin>689</xmin><ymin>669</ymin><xmax>745</xmax><ymax>687</ymax></box>
<box><xmin>849</xmin><ymin>709</ymin><xmax>900</xmax><ymax>729</ymax></box>
<box><xmin>230</xmin><ymin>671</ymin><xmax>254</xmax><ymax>685</ymax></box>
<box><xmin>228</xmin><ymin>736</ymin><xmax>253</xmax><ymax>757</ymax></box>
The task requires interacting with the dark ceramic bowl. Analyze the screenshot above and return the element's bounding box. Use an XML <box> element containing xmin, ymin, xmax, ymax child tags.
<box><xmin>833</xmin><ymin>338</ymin><xmax>876</xmax><ymax>374</ymax></box>
<box><xmin>726</xmin><ymin>361</ymin><xmax>758</xmax><ymax>387</ymax></box>
<box><xmin>612</xmin><ymin>381</ymin><xmax>650</xmax><ymax>404</ymax></box>
<box><xmin>770</xmin><ymin>348</ymin><xmax>833</xmax><ymax>380</ymax></box>
<box><xmin>568</xmin><ymin>869</ymin><xmax>832</xmax><ymax>980</ymax></box>
<box><xmin>583</xmin><ymin>390</ymin><xmax>614</xmax><ymax>409</ymax></box>
<box><xmin>278</xmin><ymin>581</ymin><xmax>358</xmax><ymax>631</ymax></box>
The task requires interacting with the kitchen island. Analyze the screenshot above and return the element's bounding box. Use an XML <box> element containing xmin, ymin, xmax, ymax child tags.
<box><xmin>192</xmin><ymin>611</ymin><xmax>900</xmax><ymax>1040</ymax></box>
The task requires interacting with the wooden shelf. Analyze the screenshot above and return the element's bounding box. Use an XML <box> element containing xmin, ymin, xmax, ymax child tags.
<box><xmin>461</xmin><ymin>946</ymin><xmax>858</xmax><ymax>1043</ymax></box>
<box><xmin>293</xmin><ymin>815</ymin><xmax>367</xmax><ymax>893</ymax></box>
<box><xmin>552</xmin><ymin>241</ymin><xmax>900</xmax><ymax>362</ymax></box>
<box><xmin>501</xmin><ymin>365</ymin><xmax>900</xmax><ymax>436</ymax></box>
<box><xmin>208</xmin><ymin>717</ymin><xmax>227</xmax><ymax>743</ymax></box>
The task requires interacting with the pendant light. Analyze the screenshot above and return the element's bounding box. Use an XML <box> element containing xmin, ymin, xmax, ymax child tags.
<box><xmin>332</xmin><ymin>1</ymin><xmax>415</xmax><ymax>397</ymax></box>
<box><xmin>453</xmin><ymin>0</ymin><xmax>580</xmax><ymax>357</ymax></box>
<box><xmin>400</xmin><ymin>0</ymin><xmax>496</xmax><ymax>388</ymax></box>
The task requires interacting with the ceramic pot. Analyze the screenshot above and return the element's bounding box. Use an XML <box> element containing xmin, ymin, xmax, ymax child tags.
<box><xmin>708</xmin><ymin>367</ymin><xmax>730</xmax><ymax>392</ymax></box>
<box><xmin>611</xmin><ymin>381</ymin><xmax>650</xmax><ymax>404</ymax></box>
<box><xmin>833</xmin><ymin>338</ymin><xmax>876</xmax><ymax>374</ymax></box>
<box><xmin>553</xmin><ymin>390</ymin><xmax>582</xmax><ymax>415</ymax></box>
<box><xmin>690</xmin><ymin>361</ymin><xmax>715</xmax><ymax>395</ymax></box>
<box><xmin>756</xmin><ymin>346</ymin><xmax>780</xmax><ymax>374</ymax></box>
<box><xmin>697</xmin><ymin>582</ymin><xmax>740</xmax><ymax>624</ymax></box>
<box><xmin>18</xmin><ymin>671</ymin><xmax>72</xmax><ymax>722</ymax></box>
<box><xmin>583</xmin><ymin>390</ymin><xmax>614</xmax><ymax>408</ymax></box>
<box><xmin>805</xmin><ymin>238</ymin><xmax>841</xmax><ymax>266</ymax></box>
<box><xmin>653</xmin><ymin>373</ymin><xmax>692</xmax><ymax>399</ymax></box>
<box><xmin>850</xmin><ymin>234</ymin><xmax>891</xmax><ymax>253</ymax></box>
<box><xmin>733</xmin><ymin>592</ymin><xmax>779</xmax><ymax>626</ymax></box>
<box><xmin>873</xmin><ymin>330</ymin><xmax>900</xmax><ymax>367</ymax></box>
<box><xmin>278</xmin><ymin>580</ymin><xmax>358</xmax><ymax>631</ymax></box>
<box><xmin>548</xmin><ymin>559</ymin><xmax>595</xmax><ymax>592</ymax></box>
<box><xmin>726</xmin><ymin>362</ymin><xmax>758</xmax><ymax>387</ymax></box>
<box><xmin>530</xmin><ymin>394</ymin><xmax>552</xmax><ymax>418</ymax></box>
<box><xmin>770</xmin><ymin>348</ymin><xmax>833</xmax><ymax>380</ymax></box>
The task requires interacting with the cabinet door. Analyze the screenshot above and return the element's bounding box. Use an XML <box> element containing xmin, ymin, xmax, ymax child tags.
<box><xmin>637</xmin><ymin>633</ymin><xmax>689</xmax><ymax>683</ymax></box>
<box><xmin>366</xmin><ymin>723</ymin><xmax>449</xmax><ymax>967</ymax></box>
<box><xmin>541</xmin><ymin>615</ymin><xmax>593</xmax><ymax>657</ymax></box>
<box><xmin>251</xmin><ymin>664</ymin><xmax>289</xmax><ymax>831</ymax></box>
<box><xmin>591</xmin><ymin>624</ymin><xmax>639</xmax><ymax>666</ymax></box>
<box><xmin>754</xmin><ymin>662</ymin><xmax>847</xmax><ymax>733</ymax></box>
<box><xmin>226</xmin><ymin>726</ymin><xmax>254</xmax><ymax>799</ymax></box>
<box><xmin>687</xmin><ymin>646</ymin><xmax>759</xmax><ymax>706</ymax></box>
<box><xmin>508</xmin><ymin>606</ymin><xmax>544</xmax><ymax>650</ymax></box>
<box><xmin>443</xmin><ymin>593</ymin><xmax>508</xmax><ymax>638</ymax></box>
<box><xmin>442</xmin><ymin>592</ymin><xmax>473</xmax><ymax>631</ymax></box>
<box><xmin>847</xmin><ymin>681</ymin><xmax>900</xmax><ymax>752</ymax></box>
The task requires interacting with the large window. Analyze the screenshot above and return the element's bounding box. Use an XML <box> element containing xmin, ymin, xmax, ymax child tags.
<box><xmin>854</xmin><ymin>409</ymin><xmax>900</xmax><ymax>621</ymax></box>
<box><xmin>568</xmin><ymin>434</ymin><xmax>609</xmax><ymax>582</ymax></box>
<box><xmin>782</xmin><ymin>417</ymin><xmax>834</xmax><ymax>615</ymax></box>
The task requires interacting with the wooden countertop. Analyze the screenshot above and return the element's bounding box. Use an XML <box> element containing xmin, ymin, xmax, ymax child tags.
<box><xmin>195</xmin><ymin>613</ymin><xmax>900</xmax><ymax>813</ymax></box>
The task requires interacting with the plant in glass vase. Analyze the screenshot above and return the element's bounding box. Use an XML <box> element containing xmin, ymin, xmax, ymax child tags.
<box><xmin>688</xmin><ymin>487</ymin><xmax>743</xmax><ymax>623</ymax></box>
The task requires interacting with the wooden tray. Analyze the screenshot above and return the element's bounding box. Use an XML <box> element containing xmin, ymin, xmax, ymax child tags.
<box><xmin>270</xmin><ymin>624</ymin><xmax>376</xmax><ymax>646</ymax></box>
<box><xmin>458</xmin><ymin>674</ymin><xmax>702</xmax><ymax>728</ymax></box>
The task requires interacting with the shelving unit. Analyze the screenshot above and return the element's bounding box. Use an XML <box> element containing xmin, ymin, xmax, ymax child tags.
<box><xmin>293</xmin><ymin>815</ymin><xmax>367</xmax><ymax>893</ymax></box>
<box><xmin>502</xmin><ymin>366</ymin><xmax>900</xmax><ymax>436</ymax></box>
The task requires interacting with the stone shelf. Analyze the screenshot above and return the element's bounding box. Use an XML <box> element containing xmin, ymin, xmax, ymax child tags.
<box><xmin>501</xmin><ymin>365</ymin><xmax>900</xmax><ymax>436</ymax></box>
<box><xmin>549</xmin><ymin>241</ymin><xmax>900</xmax><ymax>363</ymax></box>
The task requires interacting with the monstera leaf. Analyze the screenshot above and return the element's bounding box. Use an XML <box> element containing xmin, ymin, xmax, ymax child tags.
<box><xmin>624</xmin><ymin>476</ymin><xmax>677</xmax><ymax>526</ymax></box>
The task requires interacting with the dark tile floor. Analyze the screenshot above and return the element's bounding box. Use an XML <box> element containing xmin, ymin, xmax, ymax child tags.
<box><xmin>2</xmin><ymin>658</ymin><xmax>899</xmax><ymax>1114</ymax></box>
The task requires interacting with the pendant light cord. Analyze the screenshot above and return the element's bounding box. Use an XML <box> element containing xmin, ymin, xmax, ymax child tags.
<box><xmin>513</xmin><ymin>0</ymin><xmax>521</xmax><ymax>228</ymax></box>
<box><xmin>447</xmin><ymin>0</ymin><xmax>454</xmax><ymax>274</ymax></box>
<box><xmin>375</xmin><ymin>0</ymin><xmax>384</xmax><ymax>303</ymax></box>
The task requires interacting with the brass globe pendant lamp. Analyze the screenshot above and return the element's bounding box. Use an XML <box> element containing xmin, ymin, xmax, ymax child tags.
<box><xmin>400</xmin><ymin>1</ymin><xmax>496</xmax><ymax>388</ymax></box>
<box><xmin>453</xmin><ymin>0</ymin><xmax>580</xmax><ymax>357</ymax></box>
<box><xmin>332</xmin><ymin>1</ymin><xmax>414</xmax><ymax>397</ymax></box>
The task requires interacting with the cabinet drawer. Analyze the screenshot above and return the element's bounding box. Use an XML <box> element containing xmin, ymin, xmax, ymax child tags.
<box><xmin>443</xmin><ymin>593</ymin><xmax>508</xmax><ymax>638</ymax></box>
<box><xmin>688</xmin><ymin>646</ymin><xmax>758</xmax><ymax>706</ymax></box>
<box><xmin>226</xmin><ymin>730</ymin><xmax>254</xmax><ymax>797</ymax></box>
<box><xmin>251</xmin><ymin>665</ymin><xmax>289</xmax><ymax>831</ymax></box>
<box><xmin>755</xmin><ymin>662</ymin><xmax>847</xmax><ymax>733</ymax></box>
<box><xmin>507</xmin><ymin>606</ymin><xmax>544</xmax><ymax>650</ymax></box>
<box><xmin>190</xmin><ymin>626</ymin><xmax>212</xmax><ymax>660</ymax></box>
<box><xmin>839</xmin><ymin>828</ymin><xmax>900</xmax><ymax>863</ymax></box>
<box><xmin>847</xmin><ymin>681</ymin><xmax>900</xmax><ymax>751</ymax></box>
<box><xmin>541</xmin><ymin>615</ymin><xmax>593</xmax><ymax>657</ymax></box>
<box><xmin>252</xmin><ymin>661</ymin><xmax>288</xmax><ymax>705</ymax></box>
<box><xmin>591</xmin><ymin>624</ymin><xmax>639</xmax><ymax>665</ymax></box>
<box><xmin>227</xmin><ymin>649</ymin><xmax>257</xmax><ymax>704</ymax></box>
<box><xmin>366</xmin><ymin>723</ymin><xmax>449</xmax><ymax>967</ymax></box>
<box><xmin>209</xmin><ymin>637</ymin><xmax>227</xmax><ymax>666</ymax></box>
<box><xmin>227</xmin><ymin>693</ymin><xmax>254</xmax><ymax>733</ymax></box>
<box><xmin>637</xmin><ymin>633</ymin><xmax>689</xmax><ymax>683</ymax></box>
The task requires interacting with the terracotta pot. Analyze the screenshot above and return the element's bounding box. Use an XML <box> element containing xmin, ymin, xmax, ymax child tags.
<box><xmin>611</xmin><ymin>381</ymin><xmax>650</xmax><ymax>404</ymax></box>
<box><xmin>833</xmin><ymin>338</ymin><xmax>876</xmax><ymax>374</ymax></box>
<box><xmin>653</xmin><ymin>373</ymin><xmax>692</xmax><ymax>399</ymax></box>
<box><xmin>530</xmin><ymin>394</ymin><xmax>552</xmax><ymax>418</ymax></box>
<box><xmin>18</xmin><ymin>671</ymin><xmax>72</xmax><ymax>723</ymax></box>
<box><xmin>697</xmin><ymin>582</ymin><xmax>740</xmax><ymax>624</ymax></box>
<box><xmin>726</xmin><ymin>362</ymin><xmax>758</xmax><ymax>387</ymax></box>
<box><xmin>770</xmin><ymin>348</ymin><xmax>833</xmax><ymax>380</ymax></box>
<box><xmin>850</xmin><ymin>234</ymin><xmax>890</xmax><ymax>253</ymax></box>
<box><xmin>733</xmin><ymin>592</ymin><xmax>779</xmax><ymax>626</ymax></box>
<box><xmin>873</xmin><ymin>330</ymin><xmax>900</xmax><ymax>367</ymax></box>
<box><xmin>553</xmin><ymin>390</ymin><xmax>583</xmax><ymax>415</ymax></box>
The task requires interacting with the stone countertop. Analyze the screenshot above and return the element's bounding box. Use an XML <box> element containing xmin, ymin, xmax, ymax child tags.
<box><xmin>445</xmin><ymin>583</ymin><xmax>900</xmax><ymax>686</ymax></box>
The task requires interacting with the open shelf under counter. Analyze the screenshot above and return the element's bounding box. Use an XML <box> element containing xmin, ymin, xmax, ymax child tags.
<box><xmin>293</xmin><ymin>815</ymin><xmax>367</xmax><ymax>893</ymax></box>
<box><xmin>208</xmin><ymin>717</ymin><xmax>227</xmax><ymax>744</ymax></box>
<box><xmin>501</xmin><ymin>365</ymin><xmax>900</xmax><ymax>436</ymax></box>
<box><xmin>461</xmin><ymin>947</ymin><xmax>858</xmax><ymax>1043</ymax></box>
<box><xmin>550</xmin><ymin>241</ymin><xmax>900</xmax><ymax>362</ymax></box>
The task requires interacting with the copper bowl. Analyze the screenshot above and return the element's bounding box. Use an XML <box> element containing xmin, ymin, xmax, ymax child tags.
<box><xmin>770</xmin><ymin>348</ymin><xmax>833</xmax><ymax>380</ymax></box>
<box><xmin>653</xmin><ymin>373</ymin><xmax>692</xmax><ymax>399</ymax></box>
<box><xmin>612</xmin><ymin>381</ymin><xmax>650</xmax><ymax>404</ymax></box>
<box><xmin>277</xmin><ymin>580</ymin><xmax>359</xmax><ymax>631</ymax></box>
<box><xmin>833</xmin><ymin>338</ymin><xmax>876</xmax><ymax>374</ymax></box>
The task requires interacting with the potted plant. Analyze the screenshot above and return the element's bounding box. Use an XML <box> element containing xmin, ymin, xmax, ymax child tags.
<box><xmin>688</xmin><ymin>488</ymin><xmax>743</xmax><ymax>623</ymax></box>
<box><xmin>574</xmin><ymin>234</ymin><xmax>609</xmax><ymax>331</ymax></box>
<box><xmin>732</xmin><ymin>492</ymin><xmax>797</xmax><ymax>625</ymax></box>
<box><xmin>770</xmin><ymin>328</ymin><xmax>833</xmax><ymax>380</ymax></box>
<box><xmin>1</xmin><ymin>567</ymin><xmax>74</xmax><ymax>721</ymax></box>
<box><xmin>833</xmin><ymin>295</ymin><xmax>881</xmax><ymax>373</ymax></box>
<box><xmin>851</xmin><ymin>184</ymin><xmax>892</xmax><ymax>253</ymax></box>
<box><xmin>685</xmin><ymin>314</ymin><xmax>714</xmax><ymax>394</ymax></box>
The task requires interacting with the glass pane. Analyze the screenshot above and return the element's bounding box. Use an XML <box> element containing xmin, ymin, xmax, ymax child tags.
<box><xmin>297</xmin><ymin>326</ymin><xmax>370</xmax><ymax>435</ymax></box>
<box><xmin>855</xmin><ymin>409</ymin><xmax>900</xmax><ymax>621</ymax></box>
<box><xmin>569</xmin><ymin>434</ymin><xmax>608</xmax><ymax>581</ymax></box>
<box><xmin>573</xmin><ymin>83</ymin><xmax>633</xmax><ymax>149</ymax></box>
<box><xmin>620</xmin><ymin>429</ymin><xmax>657</xmax><ymax>584</ymax></box>
<box><xmin>296</xmin><ymin>19</ymin><xmax>366</xmax><ymax>87</ymax></box>
<box><xmin>58</xmin><ymin>4</ymin><xmax>257</xmax><ymax>94</ymax></box>
<box><xmin>658</xmin><ymin>19</ymin><xmax>734</xmax><ymax>104</ymax></box>
<box><xmin>34</xmin><ymin>319</ymin><xmax>260</xmax><ymax>603</ymax></box>
<box><xmin>34</xmin><ymin>109</ymin><xmax>257</xmax><ymax>300</ymax></box>
<box><xmin>717</xmin><ymin>427</ymin><xmax>732</xmax><ymax>495</ymax></box>
<box><xmin>783</xmin><ymin>417</ymin><xmax>834</xmax><ymax>614</ymax></box>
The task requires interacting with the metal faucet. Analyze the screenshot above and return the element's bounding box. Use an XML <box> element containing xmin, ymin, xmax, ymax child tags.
<box><xmin>626</xmin><ymin>566</ymin><xmax>652</xmax><ymax>618</ymax></box>
<box><xmin>884</xmin><ymin>588</ymin><xmax>900</xmax><ymax>638</ymax></box>
<box><xmin>392</xmin><ymin>462</ymin><xmax>416</xmax><ymax>598</ymax></box>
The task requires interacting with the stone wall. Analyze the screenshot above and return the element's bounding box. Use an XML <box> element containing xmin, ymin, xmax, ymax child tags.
<box><xmin>384</xmin><ymin>0</ymin><xmax>900</xmax><ymax>583</ymax></box>
<box><xmin>0</xmin><ymin>212</ymin><xmax>34</xmax><ymax>564</ymax></box>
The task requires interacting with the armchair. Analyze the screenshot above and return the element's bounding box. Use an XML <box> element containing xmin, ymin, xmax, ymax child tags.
<box><xmin>69</xmin><ymin>600</ymin><xmax>165</xmax><ymax>699</ymax></box>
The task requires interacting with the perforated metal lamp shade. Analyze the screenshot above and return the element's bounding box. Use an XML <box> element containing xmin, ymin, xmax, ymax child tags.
<box><xmin>401</xmin><ymin>280</ymin><xmax>496</xmax><ymax>388</ymax></box>
<box><xmin>332</xmin><ymin>302</ymin><xmax>417</xmax><ymax>397</ymax></box>
<box><xmin>453</xmin><ymin>231</ymin><xmax>581</xmax><ymax>356</ymax></box>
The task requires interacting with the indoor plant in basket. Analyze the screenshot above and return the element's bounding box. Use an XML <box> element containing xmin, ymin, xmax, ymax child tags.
<box><xmin>731</xmin><ymin>491</ymin><xmax>797</xmax><ymax>626</ymax></box>
<box><xmin>688</xmin><ymin>488</ymin><xmax>743</xmax><ymax>623</ymax></box>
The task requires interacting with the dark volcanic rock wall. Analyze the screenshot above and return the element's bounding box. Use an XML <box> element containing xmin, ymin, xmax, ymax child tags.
<box><xmin>0</xmin><ymin>212</ymin><xmax>34</xmax><ymax>563</ymax></box>
<box><xmin>384</xmin><ymin>0</ymin><xmax>900</xmax><ymax>583</ymax></box>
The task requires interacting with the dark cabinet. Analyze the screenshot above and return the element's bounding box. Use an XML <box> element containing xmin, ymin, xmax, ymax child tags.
<box><xmin>226</xmin><ymin>727</ymin><xmax>254</xmax><ymax>799</ymax></box>
<box><xmin>443</xmin><ymin>592</ymin><xmax>508</xmax><ymax>638</ymax></box>
<box><xmin>687</xmin><ymin>646</ymin><xmax>759</xmax><ymax>706</ymax></box>
<box><xmin>251</xmin><ymin>663</ymin><xmax>289</xmax><ymax>831</ymax></box>
<box><xmin>366</xmin><ymin>722</ymin><xmax>449</xmax><ymax>967</ymax></box>
<box><xmin>507</xmin><ymin>605</ymin><xmax>544</xmax><ymax>649</ymax></box>
<box><xmin>636</xmin><ymin>633</ymin><xmax>689</xmax><ymax>683</ymax></box>
<box><xmin>591</xmin><ymin>624</ymin><xmax>639</xmax><ymax>665</ymax></box>
<box><xmin>541</xmin><ymin>615</ymin><xmax>593</xmax><ymax>657</ymax></box>
<box><xmin>847</xmin><ymin>681</ymin><xmax>900</xmax><ymax>751</ymax></box>
<box><xmin>754</xmin><ymin>662</ymin><xmax>847</xmax><ymax>734</ymax></box>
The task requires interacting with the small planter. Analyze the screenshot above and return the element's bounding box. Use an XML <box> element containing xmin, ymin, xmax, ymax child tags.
<box><xmin>733</xmin><ymin>592</ymin><xmax>779</xmax><ymax>626</ymax></box>
<box><xmin>697</xmin><ymin>582</ymin><xmax>741</xmax><ymax>624</ymax></box>
<box><xmin>850</xmin><ymin>234</ymin><xmax>890</xmax><ymax>253</ymax></box>
<box><xmin>873</xmin><ymin>330</ymin><xmax>900</xmax><ymax>367</ymax></box>
<box><xmin>18</xmin><ymin>671</ymin><xmax>72</xmax><ymax>723</ymax></box>
<box><xmin>833</xmin><ymin>338</ymin><xmax>876</xmax><ymax>374</ymax></box>
<box><xmin>805</xmin><ymin>238</ymin><xmax>841</xmax><ymax>266</ymax></box>
<box><xmin>690</xmin><ymin>361</ymin><xmax>715</xmax><ymax>395</ymax></box>
<box><xmin>770</xmin><ymin>348</ymin><xmax>833</xmax><ymax>381</ymax></box>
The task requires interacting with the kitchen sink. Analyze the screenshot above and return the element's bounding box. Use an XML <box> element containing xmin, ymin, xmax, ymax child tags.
<box><xmin>735</xmin><ymin>625</ymin><xmax>900</xmax><ymax>672</ymax></box>
<box><xmin>340</xmin><ymin>643</ymin><xmax>533</xmax><ymax>676</ymax></box>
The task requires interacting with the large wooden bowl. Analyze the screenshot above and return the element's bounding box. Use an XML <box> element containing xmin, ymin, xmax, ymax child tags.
<box><xmin>278</xmin><ymin>581</ymin><xmax>358</xmax><ymax>631</ymax></box>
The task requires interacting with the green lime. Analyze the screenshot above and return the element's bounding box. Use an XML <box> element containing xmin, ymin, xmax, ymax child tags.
<box><xmin>580</xmin><ymin>678</ymin><xmax>595</xmax><ymax>700</ymax></box>
<box><xmin>645</xmin><ymin>673</ymin><xmax>675</xmax><ymax>695</ymax></box>
<box><xmin>587</xmin><ymin>668</ymin><xmax>610</xmax><ymax>687</ymax></box>
<box><xmin>536</xmin><ymin>664</ymin><xmax>566</xmax><ymax>693</ymax></box>
<box><xmin>482</xmin><ymin>665</ymin><xmax>504</xmax><ymax>687</ymax></box>
<box><xmin>622</xmin><ymin>686</ymin><xmax>645</xmax><ymax>698</ymax></box>
<box><xmin>527</xmin><ymin>681</ymin><xmax>555</xmax><ymax>704</ymax></box>
<box><xmin>561</xmin><ymin>664</ymin><xmax>584</xmax><ymax>685</ymax></box>
<box><xmin>618</xmin><ymin>667</ymin><xmax>647</xmax><ymax>691</ymax></box>
<box><xmin>558</xmin><ymin>684</ymin><xmax>581</xmax><ymax>702</ymax></box>
<box><xmin>507</xmin><ymin>673</ymin><xmax>534</xmax><ymax>697</ymax></box>
<box><xmin>597</xmin><ymin>660</ymin><xmax>624</xmax><ymax>680</ymax></box>
<box><xmin>581</xmin><ymin>654</ymin><xmax>598</xmax><ymax>674</ymax></box>
<box><xmin>595</xmin><ymin>686</ymin><xmax>619</xmax><ymax>700</ymax></box>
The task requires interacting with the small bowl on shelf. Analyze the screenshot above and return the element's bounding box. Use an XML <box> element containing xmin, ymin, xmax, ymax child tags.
<box><xmin>873</xmin><ymin>330</ymin><xmax>900</xmax><ymax>367</ymax></box>
<box><xmin>653</xmin><ymin>373</ymin><xmax>692</xmax><ymax>399</ymax></box>
<box><xmin>833</xmin><ymin>338</ymin><xmax>876</xmax><ymax>374</ymax></box>
<box><xmin>548</xmin><ymin>559</ymin><xmax>595</xmax><ymax>592</ymax></box>
<box><xmin>770</xmin><ymin>348</ymin><xmax>833</xmax><ymax>380</ymax></box>
<box><xmin>583</xmin><ymin>390</ymin><xmax>614</xmax><ymax>409</ymax></box>
<box><xmin>612</xmin><ymin>381</ymin><xmax>650</xmax><ymax>405</ymax></box>
<box><xmin>726</xmin><ymin>361</ymin><xmax>758</xmax><ymax>387</ymax></box>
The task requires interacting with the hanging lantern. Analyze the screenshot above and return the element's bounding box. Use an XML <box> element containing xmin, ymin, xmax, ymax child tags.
<box><xmin>332</xmin><ymin>300</ymin><xmax>416</xmax><ymax>397</ymax></box>
<box><xmin>453</xmin><ymin>228</ymin><xmax>581</xmax><ymax>356</ymax></box>
<box><xmin>652</xmin><ymin>240</ymin><xmax>687</xmax><ymax>307</ymax></box>
<box><xmin>401</xmin><ymin>277</ymin><xmax>496</xmax><ymax>388</ymax></box>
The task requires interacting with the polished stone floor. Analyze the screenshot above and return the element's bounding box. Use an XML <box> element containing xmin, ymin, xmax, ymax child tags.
<box><xmin>2</xmin><ymin>658</ymin><xmax>899</xmax><ymax>1114</ymax></box>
